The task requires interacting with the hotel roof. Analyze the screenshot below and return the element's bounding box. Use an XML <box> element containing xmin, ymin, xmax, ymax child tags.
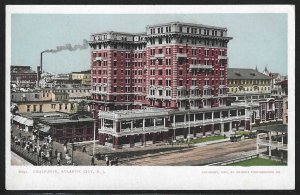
<box><xmin>228</xmin><ymin>68</ymin><xmax>272</xmax><ymax>80</ymax></box>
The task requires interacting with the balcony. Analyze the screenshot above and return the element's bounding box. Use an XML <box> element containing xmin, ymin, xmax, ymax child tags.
<box><xmin>176</xmin><ymin>53</ymin><xmax>187</xmax><ymax>58</ymax></box>
<box><xmin>146</xmin><ymin>95</ymin><xmax>171</xmax><ymax>100</ymax></box>
<box><xmin>171</xmin><ymin>115</ymin><xmax>245</xmax><ymax>128</ymax></box>
<box><xmin>94</xmin><ymin>57</ymin><xmax>103</xmax><ymax>61</ymax></box>
<box><xmin>189</xmin><ymin>64</ymin><xmax>213</xmax><ymax>70</ymax></box>
<box><xmin>154</xmin><ymin>54</ymin><xmax>165</xmax><ymax>59</ymax></box>
<box><xmin>218</xmin><ymin>56</ymin><xmax>228</xmax><ymax>60</ymax></box>
<box><xmin>219</xmin><ymin>85</ymin><xmax>227</xmax><ymax>89</ymax></box>
<box><xmin>203</xmin><ymin>85</ymin><xmax>212</xmax><ymax>89</ymax></box>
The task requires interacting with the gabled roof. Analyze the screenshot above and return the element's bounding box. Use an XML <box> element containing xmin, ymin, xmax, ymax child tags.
<box><xmin>228</xmin><ymin>68</ymin><xmax>272</xmax><ymax>80</ymax></box>
<box><xmin>275</xmin><ymin>79</ymin><xmax>288</xmax><ymax>85</ymax></box>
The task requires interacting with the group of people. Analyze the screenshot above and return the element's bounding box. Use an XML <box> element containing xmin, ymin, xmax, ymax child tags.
<box><xmin>12</xmin><ymin>132</ymin><xmax>73</xmax><ymax>166</ymax></box>
<box><xmin>105</xmin><ymin>155</ymin><xmax>119</xmax><ymax>166</ymax></box>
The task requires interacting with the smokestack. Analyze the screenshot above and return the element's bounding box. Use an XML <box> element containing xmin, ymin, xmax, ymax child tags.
<box><xmin>37</xmin><ymin>66</ymin><xmax>41</xmax><ymax>88</ymax></box>
<box><xmin>40</xmin><ymin>52</ymin><xmax>43</xmax><ymax>73</ymax></box>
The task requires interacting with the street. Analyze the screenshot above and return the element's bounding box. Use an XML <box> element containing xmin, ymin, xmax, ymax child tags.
<box><xmin>120</xmin><ymin>139</ymin><xmax>257</xmax><ymax>166</ymax></box>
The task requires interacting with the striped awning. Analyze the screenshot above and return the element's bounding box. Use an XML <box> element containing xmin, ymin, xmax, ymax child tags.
<box><xmin>13</xmin><ymin>115</ymin><xmax>33</xmax><ymax>126</ymax></box>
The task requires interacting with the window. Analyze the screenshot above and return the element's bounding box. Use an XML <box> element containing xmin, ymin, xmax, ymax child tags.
<box><xmin>158</xmin><ymin>80</ymin><xmax>163</xmax><ymax>85</ymax></box>
<box><xmin>166</xmin><ymin>59</ymin><xmax>171</xmax><ymax>65</ymax></box>
<box><xmin>33</xmin><ymin>105</ymin><xmax>36</xmax><ymax>112</ymax></box>
<box><xmin>166</xmin><ymin>69</ymin><xmax>171</xmax><ymax>76</ymax></box>
<box><xmin>159</xmin><ymin>69</ymin><xmax>163</xmax><ymax>75</ymax></box>
<box><xmin>158</xmin><ymin>59</ymin><xmax>163</xmax><ymax>65</ymax></box>
<box><xmin>179</xmin><ymin>80</ymin><xmax>183</xmax><ymax>86</ymax></box>
<box><xmin>59</xmin><ymin>104</ymin><xmax>62</xmax><ymax>110</ymax></box>
<box><xmin>166</xmin><ymin>79</ymin><xmax>171</xmax><ymax>86</ymax></box>
<box><xmin>158</xmin><ymin>38</ymin><xmax>162</xmax><ymax>44</ymax></box>
<box><xmin>65</xmin><ymin>104</ymin><xmax>68</xmax><ymax>109</ymax></box>
<box><xmin>166</xmin><ymin>48</ymin><xmax>171</xmax><ymax>55</ymax></box>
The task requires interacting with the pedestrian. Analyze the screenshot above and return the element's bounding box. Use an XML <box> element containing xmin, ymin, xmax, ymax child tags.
<box><xmin>63</xmin><ymin>145</ymin><xmax>67</xmax><ymax>153</ymax></box>
<box><xmin>91</xmin><ymin>156</ymin><xmax>95</xmax><ymax>166</ymax></box>
<box><xmin>82</xmin><ymin>146</ymin><xmax>86</xmax><ymax>152</ymax></box>
<box><xmin>49</xmin><ymin>149</ymin><xmax>53</xmax><ymax>158</ymax></box>
<box><xmin>54</xmin><ymin>149</ymin><xmax>58</xmax><ymax>158</ymax></box>
<box><xmin>105</xmin><ymin>156</ymin><xmax>109</xmax><ymax>166</ymax></box>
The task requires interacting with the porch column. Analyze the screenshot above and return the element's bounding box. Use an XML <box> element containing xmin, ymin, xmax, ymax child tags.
<box><xmin>268</xmin><ymin>132</ymin><xmax>272</xmax><ymax>158</ymax></box>
<box><xmin>194</xmin><ymin>114</ymin><xmax>196</xmax><ymax>124</ymax></box>
<box><xmin>115</xmin><ymin>120</ymin><xmax>120</xmax><ymax>133</ymax></box>
<box><xmin>184</xmin><ymin>114</ymin><xmax>186</xmax><ymax>124</ymax></box>
<box><xmin>212</xmin><ymin>112</ymin><xmax>214</xmax><ymax>121</ymax></box>
<box><xmin>203</xmin><ymin>113</ymin><xmax>205</xmax><ymax>122</ymax></box>
<box><xmin>256</xmin><ymin>133</ymin><xmax>259</xmax><ymax>155</ymax></box>
<box><xmin>163</xmin><ymin>117</ymin><xmax>166</xmax><ymax>128</ymax></box>
<box><xmin>173</xmin><ymin>129</ymin><xmax>176</xmax><ymax>140</ymax></box>
<box><xmin>221</xmin><ymin>123</ymin><xmax>224</xmax><ymax>135</ymax></box>
<box><xmin>153</xmin><ymin>118</ymin><xmax>156</xmax><ymax>129</ymax></box>
<box><xmin>173</xmin><ymin>115</ymin><xmax>176</xmax><ymax>127</ymax></box>
<box><xmin>113</xmin><ymin>136</ymin><xmax>119</xmax><ymax>149</ymax></box>
<box><xmin>143</xmin><ymin>118</ymin><xmax>145</xmax><ymax>131</ymax></box>
<box><xmin>229</xmin><ymin>122</ymin><xmax>232</xmax><ymax>131</ymax></box>
<box><xmin>193</xmin><ymin>127</ymin><xmax>196</xmax><ymax>137</ymax></box>
<box><xmin>131</xmin><ymin>120</ymin><xmax>134</xmax><ymax>130</ymax></box>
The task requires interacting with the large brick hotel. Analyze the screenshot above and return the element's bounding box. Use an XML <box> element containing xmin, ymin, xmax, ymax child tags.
<box><xmin>88</xmin><ymin>21</ymin><xmax>250</xmax><ymax>148</ymax></box>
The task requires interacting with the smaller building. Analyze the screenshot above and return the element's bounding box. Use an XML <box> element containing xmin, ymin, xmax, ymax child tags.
<box><xmin>70</xmin><ymin>70</ymin><xmax>91</xmax><ymax>85</ymax></box>
<box><xmin>256</xmin><ymin>124</ymin><xmax>287</xmax><ymax>163</ymax></box>
<box><xmin>274</xmin><ymin>79</ymin><xmax>288</xmax><ymax>97</ymax></box>
<box><xmin>12</xmin><ymin>112</ymin><xmax>96</xmax><ymax>143</ymax></box>
<box><xmin>228</xmin><ymin>68</ymin><xmax>272</xmax><ymax>94</ymax></box>
<box><xmin>282</xmin><ymin>96</ymin><xmax>288</xmax><ymax>124</ymax></box>
<box><xmin>11</xmin><ymin>90</ymin><xmax>77</xmax><ymax>113</ymax></box>
<box><xmin>40</xmin><ymin>115</ymin><xmax>96</xmax><ymax>143</ymax></box>
<box><xmin>11</xmin><ymin>65</ymin><xmax>37</xmax><ymax>89</ymax></box>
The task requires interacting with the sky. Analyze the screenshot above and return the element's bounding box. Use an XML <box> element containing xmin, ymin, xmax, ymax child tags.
<box><xmin>11</xmin><ymin>13</ymin><xmax>288</xmax><ymax>75</ymax></box>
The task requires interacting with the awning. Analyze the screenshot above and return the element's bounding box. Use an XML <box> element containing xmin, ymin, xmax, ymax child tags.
<box><xmin>39</xmin><ymin>124</ymin><xmax>51</xmax><ymax>134</ymax></box>
<box><xmin>12</xmin><ymin>115</ymin><xmax>33</xmax><ymax>127</ymax></box>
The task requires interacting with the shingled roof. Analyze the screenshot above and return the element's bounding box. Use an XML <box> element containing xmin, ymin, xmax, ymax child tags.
<box><xmin>228</xmin><ymin>68</ymin><xmax>272</xmax><ymax>80</ymax></box>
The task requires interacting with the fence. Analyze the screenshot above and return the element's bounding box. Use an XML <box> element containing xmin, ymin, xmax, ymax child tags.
<box><xmin>11</xmin><ymin>142</ymin><xmax>51</xmax><ymax>166</ymax></box>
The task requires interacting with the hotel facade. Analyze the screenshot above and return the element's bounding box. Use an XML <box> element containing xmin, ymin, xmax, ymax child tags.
<box><xmin>88</xmin><ymin>22</ymin><xmax>252</xmax><ymax>148</ymax></box>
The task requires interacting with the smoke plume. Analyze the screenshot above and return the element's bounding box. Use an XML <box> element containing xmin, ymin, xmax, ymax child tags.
<box><xmin>42</xmin><ymin>39</ymin><xmax>89</xmax><ymax>53</ymax></box>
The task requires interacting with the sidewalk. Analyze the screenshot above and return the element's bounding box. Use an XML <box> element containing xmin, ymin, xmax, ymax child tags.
<box><xmin>193</xmin><ymin>138</ymin><xmax>230</xmax><ymax>147</ymax></box>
